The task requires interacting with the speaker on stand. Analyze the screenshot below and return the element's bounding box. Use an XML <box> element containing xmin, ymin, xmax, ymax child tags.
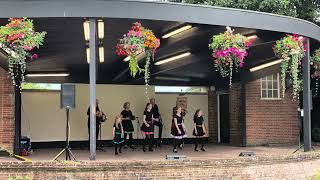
<box><xmin>52</xmin><ymin>84</ymin><xmax>77</xmax><ymax>161</ymax></box>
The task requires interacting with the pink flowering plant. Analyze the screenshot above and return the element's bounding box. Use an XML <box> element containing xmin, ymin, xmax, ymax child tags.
<box><xmin>0</xmin><ymin>18</ymin><xmax>46</xmax><ymax>87</ymax></box>
<box><xmin>209</xmin><ymin>27</ymin><xmax>252</xmax><ymax>86</ymax></box>
<box><xmin>274</xmin><ymin>34</ymin><xmax>305</xmax><ymax>99</ymax></box>
<box><xmin>116</xmin><ymin>22</ymin><xmax>160</xmax><ymax>88</ymax></box>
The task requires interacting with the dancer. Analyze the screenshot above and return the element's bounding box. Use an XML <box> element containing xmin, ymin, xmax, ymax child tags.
<box><xmin>141</xmin><ymin>103</ymin><xmax>155</xmax><ymax>152</ymax></box>
<box><xmin>172</xmin><ymin>101</ymin><xmax>187</xmax><ymax>148</ymax></box>
<box><xmin>121</xmin><ymin>102</ymin><xmax>136</xmax><ymax>149</ymax></box>
<box><xmin>193</xmin><ymin>109</ymin><xmax>206</xmax><ymax>151</ymax></box>
<box><xmin>150</xmin><ymin>98</ymin><xmax>163</xmax><ymax>147</ymax></box>
<box><xmin>87</xmin><ymin>99</ymin><xmax>106</xmax><ymax>150</ymax></box>
<box><xmin>171</xmin><ymin>106</ymin><xmax>187</xmax><ymax>153</ymax></box>
<box><xmin>113</xmin><ymin>115</ymin><xmax>124</xmax><ymax>155</ymax></box>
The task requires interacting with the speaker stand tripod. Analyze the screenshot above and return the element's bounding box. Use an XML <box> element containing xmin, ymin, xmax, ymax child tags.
<box><xmin>53</xmin><ymin>108</ymin><xmax>77</xmax><ymax>161</ymax></box>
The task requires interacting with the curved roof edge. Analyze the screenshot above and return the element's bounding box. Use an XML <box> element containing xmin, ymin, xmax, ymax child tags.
<box><xmin>0</xmin><ymin>0</ymin><xmax>319</xmax><ymax>41</ymax></box>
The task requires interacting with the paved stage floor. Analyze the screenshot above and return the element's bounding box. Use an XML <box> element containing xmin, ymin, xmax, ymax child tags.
<box><xmin>18</xmin><ymin>144</ymin><xmax>317</xmax><ymax>162</ymax></box>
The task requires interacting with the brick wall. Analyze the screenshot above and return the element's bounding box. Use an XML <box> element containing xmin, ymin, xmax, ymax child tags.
<box><xmin>207</xmin><ymin>90</ymin><xmax>218</xmax><ymax>143</ymax></box>
<box><xmin>229</xmin><ymin>82</ymin><xmax>243</xmax><ymax>146</ymax></box>
<box><xmin>245</xmin><ymin>79</ymin><xmax>299</xmax><ymax>146</ymax></box>
<box><xmin>0</xmin><ymin>67</ymin><xmax>15</xmax><ymax>152</ymax></box>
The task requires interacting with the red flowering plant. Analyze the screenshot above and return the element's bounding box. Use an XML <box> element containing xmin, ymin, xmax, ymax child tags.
<box><xmin>208</xmin><ymin>27</ymin><xmax>252</xmax><ymax>87</ymax></box>
<box><xmin>273</xmin><ymin>34</ymin><xmax>305</xmax><ymax>99</ymax></box>
<box><xmin>0</xmin><ymin>18</ymin><xmax>46</xmax><ymax>88</ymax></box>
<box><xmin>116</xmin><ymin>22</ymin><xmax>160</xmax><ymax>89</ymax></box>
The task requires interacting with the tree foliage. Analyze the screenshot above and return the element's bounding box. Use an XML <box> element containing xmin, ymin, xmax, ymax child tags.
<box><xmin>171</xmin><ymin>0</ymin><xmax>319</xmax><ymax>25</ymax></box>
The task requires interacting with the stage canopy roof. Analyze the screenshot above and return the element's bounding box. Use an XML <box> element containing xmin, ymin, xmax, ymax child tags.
<box><xmin>0</xmin><ymin>0</ymin><xmax>319</xmax><ymax>88</ymax></box>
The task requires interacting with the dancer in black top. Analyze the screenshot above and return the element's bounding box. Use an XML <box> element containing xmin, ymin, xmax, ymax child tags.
<box><xmin>113</xmin><ymin>115</ymin><xmax>124</xmax><ymax>155</ymax></box>
<box><xmin>141</xmin><ymin>103</ymin><xmax>155</xmax><ymax>152</ymax></box>
<box><xmin>150</xmin><ymin>98</ymin><xmax>163</xmax><ymax>147</ymax></box>
<box><xmin>171</xmin><ymin>106</ymin><xmax>187</xmax><ymax>153</ymax></box>
<box><xmin>87</xmin><ymin>99</ymin><xmax>106</xmax><ymax>150</ymax></box>
<box><xmin>193</xmin><ymin>109</ymin><xmax>206</xmax><ymax>151</ymax></box>
<box><xmin>121</xmin><ymin>102</ymin><xmax>136</xmax><ymax>149</ymax></box>
<box><xmin>172</xmin><ymin>101</ymin><xmax>187</xmax><ymax>148</ymax></box>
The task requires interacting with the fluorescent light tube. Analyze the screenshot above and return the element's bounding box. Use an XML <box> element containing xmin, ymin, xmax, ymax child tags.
<box><xmin>99</xmin><ymin>46</ymin><xmax>104</xmax><ymax>63</ymax></box>
<box><xmin>162</xmin><ymin>25</ymin><xmax>192</xmax><ymax>39</ymax></box>
<box><xmin>86</xmin><ymin>47</ymin><xmax>90</xmax><ymax>63</ymax></box>
<box><xmin>154</xmin><ymin>52</ymin><xmax>191</xmax><ymax>66</ymax></box>
<box><xmin>98</xmin><ymin>20</ymin><xmax>104</xmax><ymax>39</ymax></box>
<box><xmin>83</xmin><ymin>21</ymin><xmax>90</xmax><ymax>41</ymax></box>
<box><xmin>249</xmin><ymin>59</ymin><xmax>283</xmax><ymax>72</ymax></box>
<box><xmin>26</xmin><ymin>73</ymin><xmax>69</xmax><ymax>77</ymax></box>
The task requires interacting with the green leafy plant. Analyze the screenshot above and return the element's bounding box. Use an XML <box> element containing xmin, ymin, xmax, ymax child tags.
<box><xmin>273</xmin><ymin>34</ymin><xmax>305</xmax><ymax>99</ymax></box>
<box><xmin>0</xmin><ymin>18</ymin><xmax>46</xmax><ymax>88</ymax></box>
<box><xmin>8</xmin><ymin>176</ymin><xmax>31</xmax><ymax>180</ymax></box>
<box><xmin>116</xmin><ymin>22</ymin><xmax>160</xmax><ymax>98</ymax></box>
<box><xmin>208</xmin><ymin>26</ymin><xmax>252</xmax><ymax>86</ymax></box>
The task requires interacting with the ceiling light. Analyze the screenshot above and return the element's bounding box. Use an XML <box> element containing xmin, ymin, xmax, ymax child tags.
<box><xmin>98</xmin><ymin>19</ymin><xmax>104</xmax><ymax>39</ymax></box>
<box><xmin>99</xmin><ymin>46</ymin><xmax>104</xmax><ymax>63</ymax></box>
<box><xmin>249</xmin><ymin>59</ymin><xmax>283</xmax><ymax>72</ymax></box>
<box><xmin>162</xmin><ymin>25</ymin><xmax>192</xmax><ymax>39</ymax></box>
<box><xmin>26</xmin><ymin>73</ymin><xmax>69</xmax><ymax>77</ymax></box>
<box><xmin>154</xmin><ymin>52</ymin><xmax>191</xmax><ymax>66</ymax></box>
<box><xmin>83</xmin><ymin>21</ymin><xmax>90</xmax><ymax>41</ymax></box>
<box><xmin>155</xmin><ymin>76</ymin><xmax>190</xmax><ymax>82</ymax></box>
<box><xmin>86</xmin><ymin>47</ymin><xmax>90</xmax><ymax>63</ymax></box>
<box><xmin>247</xmin><ymin>35</ymin><xmax>258</xmax><ymax>40</ymax></box>
<box><xmin>123</xmin><ymin>51</ymin><xmax>146</xmax><ymax>62</ymax></box>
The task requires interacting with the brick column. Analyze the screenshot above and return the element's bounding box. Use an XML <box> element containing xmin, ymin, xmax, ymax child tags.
<box><xmin>208</xmin><ymin>90</ymin><xmax>218</xmax><ymax>143</ymax></box>
<box><xmin>229</xmin><ymin>82</ymin><xmax>243</xmax><ymax>146</ymax></box>
<box><xmin>0</xmin><ymin>67</ymin><xmax>15</xmax><ymax>152</ymax></box>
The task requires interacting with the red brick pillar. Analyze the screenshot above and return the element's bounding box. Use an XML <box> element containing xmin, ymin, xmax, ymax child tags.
<box><xmin>208</xmin><ymin>89</ymin><xmax>218</xmax><ymax>143</ymax></box>
<box><xmin>0</xmin><ymin>67</ymin><xmax>15</xmax><ymax>152</ymax></box>
<box><xmin>229</xmin><ymin>82</ymin><xmax>243</xmax><ymax>146</ymax></box>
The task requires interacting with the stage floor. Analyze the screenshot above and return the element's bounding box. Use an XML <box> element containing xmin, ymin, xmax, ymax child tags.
<box><xmin>14</xmin><ymin>144</ymin><xmax>316</xmax><ymax>162</ymax></box>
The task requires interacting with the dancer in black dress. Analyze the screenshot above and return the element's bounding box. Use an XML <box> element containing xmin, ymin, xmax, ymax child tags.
<box><xmin>193</xmin><ymin>109</ymin><xmax>206</xmax><ymax>151</ymax></box>
<box><xmin>141</xmin><ymin>103</ymin><xmax>155</xmax><ymax>152</ymax></box>
<box><xmin>171</xmin><ymin>106</ymin><xmax>187</xmax><ymax>153</ymax></box>
<box><xmin>113</xmin><ymin>115</ymin><xmax>124</xmax><ymax>155</ymax></box>
<box><xmin>121</xmin><ymin>102</ymin><xmax>136</xmax><ymax>149</ymax></box>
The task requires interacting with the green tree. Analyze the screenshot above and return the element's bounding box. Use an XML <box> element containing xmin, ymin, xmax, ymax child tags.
<box><xmin>171</xmin><ymin>0</ymin><xmax>320</xmax><ymax>25</ymax></box>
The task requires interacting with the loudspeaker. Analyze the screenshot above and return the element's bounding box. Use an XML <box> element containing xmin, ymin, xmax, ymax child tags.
<box><xmin>61</xmin><ymin>84</ymin><xmax>75</xmax><ymax>109</ymax></box>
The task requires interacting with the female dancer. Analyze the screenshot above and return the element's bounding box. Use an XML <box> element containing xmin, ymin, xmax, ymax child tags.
<box><xmin>193</xmin><ymin>109</ymin><xmax>206</xmax><ymax>151</ymax></box>
<box><xmin>140</xmin><ymin>103</ymin><xmax>155</xmax><ymax>152</ymax></box>
<box><xmin>121</xmin><ymin>102</ymin><xmax>136</xmax><ymax>149</ymax></box>
<box><xmin>113</xmin><ymin>115</ymin><xmax>124</xmax><ymax>155</ymax></box>
<box><xmin>171</xmin><ymin>106</ymin><xmax>187</xmax><ymax>153</ymax></box>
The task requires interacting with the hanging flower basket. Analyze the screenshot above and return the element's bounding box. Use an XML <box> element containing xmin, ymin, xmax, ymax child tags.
<box><xmin>116</xmin><ymin>22</ymin><xmax>160</xmax><ymax>89</ymax></box>
<box><xmin>311</xmin><ymin>48</ymin><xmax>320</xmax><ymax>96</ymax></box>
<box><xmin>208</xmin><ymin>27</ymin><xmax>252</xmax><ymax>87</ymax></box>
<box><xmin>273</xmin><ymin>34</ymin><xmax>305</xmax><ymax>99</ymax></box>
<box><xmin>0</xmin><ymin>18</ymin><xmax>46</xmax><ymax>88</ymax></box>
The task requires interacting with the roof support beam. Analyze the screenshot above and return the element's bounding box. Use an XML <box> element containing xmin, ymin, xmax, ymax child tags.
<box><xmin>303</xmin><ymin>38</ymin><xmax>312</xmax><ymax>152</ymax></box>
<box><xmin>89</xmin><ymin>18</ymin><xmax>97</xmax><ymax>160</ymax></box>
